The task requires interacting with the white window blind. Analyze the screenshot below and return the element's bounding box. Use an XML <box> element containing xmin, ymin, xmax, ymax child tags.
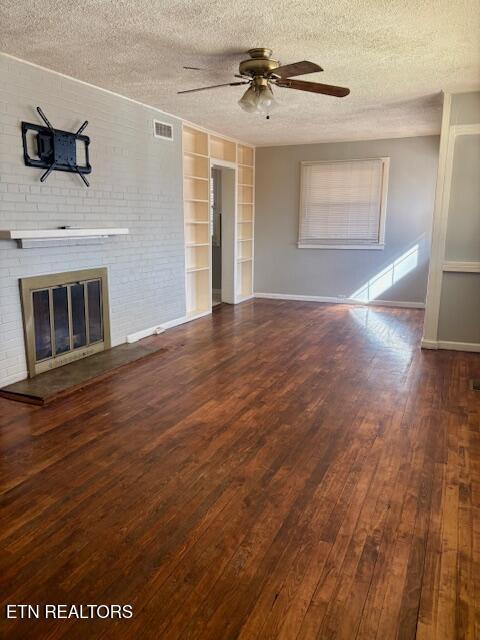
<box><xmin>299</xmin><ymin>158</ymin><xmax>389</xmax><ymax>249</ymax></box>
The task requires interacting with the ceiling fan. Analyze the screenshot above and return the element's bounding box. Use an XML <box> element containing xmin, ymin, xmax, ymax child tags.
<box><xmin>178</xmin><ymin>48</ymin><xmax>350</xmax><ymax>117</ymax></box>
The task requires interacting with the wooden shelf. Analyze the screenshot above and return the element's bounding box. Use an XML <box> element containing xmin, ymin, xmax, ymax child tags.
<box><xmin>184</xmin><ymin>200</ymin><xmax>209</xmax><ymax>226</ymax></box>
<box><xmin>186</xmin><ymin>268</ymin><xmax>210</xmax><ymax>314</ymax></box>
<box><xmin>237</xmin><ymin>258</ymin><xmax>253</xmax><ymax>298</ymax></box>
<box><xmin>184</xmin><ymin>150</ymin><xmax>208</xmax><ymax>159</ymax></box>
<box><xmin>238</xmin><ymin>220</ymin><xmax>253</xmax><ymax>223</ymax></box>
<box><xmin>183</xmin><ymin>126</ymin><xmax>209</xmax><ymax>156</ymax></box>
<box><xmin>184</xmin><ymin>175</ymin><xmax>208</xmax><ymax>181</ymax></box>
<box><xmin>186</xmin><ymin>244</ymin><xmax>209</xmax><ymax>273</ymax></box>
<box><xmin>210</xmin><ymin>135</ymin><xmax>236</xmax><ymax>162</ymax></box>
<box><xmin>0</xmin><ymin>227</ymin><xmax>130</xmax><ymax>249</ymax></box>
<box><xmin>185</xmin><ymin>220</ymin><xmax>209</xmax><ymax>225</ymax></box>
<box><xmin>185</xmin><ymin>222</ymin><xmax>209</xmax><ymax>244</ymax></box>
<box><xmin>184</xmin><ymin>150</ymin><xmax>209</xmax><ymax>181</ymax></box>
<box><xmin>186</xmin><ymin>266</ymin><xmax>209</xmax><ymax>273</ymax></box>
<box><xmin>0</xmin><ymin>228</ymin><xmax>129</xmax><ymax>240</ymax></box>
<box><xmin>238</xmin><ymin>238</ymin><xmax>253</xmax><ymax>241</ymax></box>
<box><xmin>237</xmin><ymin>257</ymin><xmax>252</xmax><ymax>263</ymax></box>
<box><xmin>238</xmin><ymin>163</ymin><xmax>254</xmax><ymax>186</ymax></box>
<box><xmin>237</xmin><ymin>145</ymin><xmax>254</xmax><ymax>166</ymax></box>
<box><xmin>238</xmin><ymin>202</ymin><xmax>253</xmax><ymax>206</ymax></box>
<box><xmin>184</xmin><ymin>176</ymin><xmax>209</xmax><ymax>201</ymax></box>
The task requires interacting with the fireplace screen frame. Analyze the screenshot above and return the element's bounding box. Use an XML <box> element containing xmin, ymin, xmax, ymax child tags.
<box><xmin>20</xmin><ymin>268</ymin><xmax>111</xmax><ymax>377</ymax></box>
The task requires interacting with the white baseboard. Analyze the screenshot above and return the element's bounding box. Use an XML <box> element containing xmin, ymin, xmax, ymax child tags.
<box><xmin>160</xmin><ymin>315</ymin><xmax>188</xmax><ymax>331</ymax></box>
<box><xmin>127</xmin><ymin>325</ymin><xmax>165</xmax><ymax>343</ymax></box>
<box><xmin>126</xmin><ymin>310</ymin><xmax>211</xmax><ymax>343</ymax></box>
<box><xmin>254</xmin><ymin>292</ymin><xmax>425</xmax><ymax>309</ymax></box>
<box><xmin>255</xmin><ymin>292</ymin><xmax>359</xmax><ymax>304</ymax></box>
<box><xmin>369</xmin><ymin>299</ymin><xmax>425</xmax><ymax>309</ymax></box>
<box><xmin>235</xmin><ymin>294</ymin><xmax>255</xmax><ymax>303</ymax></box>
<box><xmin>420</xmin><ymin>339</ymin><xmax>438</xmax><ymax>350</ymax></box>
<box><xmin>421</xmin><ymin>339</ymin><xmax>480</xmax><ymax>353</ymax></box>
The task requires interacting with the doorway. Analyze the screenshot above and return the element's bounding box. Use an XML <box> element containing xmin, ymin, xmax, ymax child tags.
<box><xmin>211</xmin><ymin>163</ymin><xmax>236</xmax><ymax>305</ymax></box>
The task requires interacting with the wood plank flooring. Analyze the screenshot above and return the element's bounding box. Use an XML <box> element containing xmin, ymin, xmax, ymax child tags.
<box><xmin>0</xmin><ymin>300</ymin><xmax>478</xmax><ymax>639</ymax></box>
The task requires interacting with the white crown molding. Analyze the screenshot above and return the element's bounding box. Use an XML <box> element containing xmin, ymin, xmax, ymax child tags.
<box><xmin>0</xmin><ymin>52</ymin><xmax>254</xmax><ymax>148</ymax></box>
<box><xmin>254</xmin><ymin>132</ymin><xmax>441</xmax><ymax>148</ymax></box>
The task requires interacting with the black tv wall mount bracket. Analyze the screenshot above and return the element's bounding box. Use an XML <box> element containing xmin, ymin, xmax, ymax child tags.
<box><xmin>21</xmin><ymin>107</ymin><xmax>91</xmax><ymax>187</ymax></box>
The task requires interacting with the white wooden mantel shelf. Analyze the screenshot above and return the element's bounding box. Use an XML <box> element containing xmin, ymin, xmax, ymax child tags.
<box><xmin>0</xmin><ymin>228</ymin><xmax>129</xmax><ymax>248</ymax></box>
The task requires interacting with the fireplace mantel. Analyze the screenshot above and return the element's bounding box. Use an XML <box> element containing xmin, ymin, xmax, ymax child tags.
<box><xmin>0</xmin><ymin>228</ymin><xmax>129</xmax><ymax>248</ymax></box>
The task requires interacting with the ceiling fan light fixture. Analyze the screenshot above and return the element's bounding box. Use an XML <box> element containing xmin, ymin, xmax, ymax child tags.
<box><xmin>256</xmin><ymin>83</ymin><xmax>277</xmax><ymax>113</ymax></box>
<box><xmin>238</xmin><ymin>85</ymin><xmax>259</xmax><ymax>113</ymax></box>
<box><xmin>238</xmin><ymin>81</ymin><xmax>277</xmax><ymax>114</ymax></box>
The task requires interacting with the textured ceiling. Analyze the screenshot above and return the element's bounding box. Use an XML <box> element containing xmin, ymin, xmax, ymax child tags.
<box><xmin>1</xmin><ymin>0</ymin><xmax>479</xmax><ymax>145</ymax></box>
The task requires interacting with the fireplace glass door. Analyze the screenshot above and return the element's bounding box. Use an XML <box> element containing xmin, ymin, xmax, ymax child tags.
<box><xmin>21</xmin><ymin>268</ymin><xmax>110</xmax><ymax>376</ymax></box>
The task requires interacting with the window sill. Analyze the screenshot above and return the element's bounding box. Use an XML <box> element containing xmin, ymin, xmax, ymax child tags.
<box><xmin>298</xmin><ymin>243</ymin><xmax>385</xmax><ymax>250</ymax></box>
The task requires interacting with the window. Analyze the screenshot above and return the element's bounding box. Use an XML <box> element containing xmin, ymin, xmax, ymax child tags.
<box><xmin>298</xmin><ymin>157</ymin><xmax>389</xmax><ymax>249</ymax></box>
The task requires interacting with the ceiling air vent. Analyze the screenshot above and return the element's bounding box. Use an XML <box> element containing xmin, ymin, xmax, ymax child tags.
<box><xmin>153</xmin><ymin>120</ymin><xmax>173</xmax><ymax>141</ymax></box>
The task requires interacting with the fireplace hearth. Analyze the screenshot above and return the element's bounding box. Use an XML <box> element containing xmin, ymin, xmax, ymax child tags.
<box><xmin>20</xmin><ymin>268</ymin><xmax>111</xmax><ymax>377</ymax></box>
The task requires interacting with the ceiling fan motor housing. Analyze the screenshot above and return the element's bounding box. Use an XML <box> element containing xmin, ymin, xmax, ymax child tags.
<box><xmin>239</xmin><ymin>48</ymin><xmax>280</xmax><ymax>78</ymax></box>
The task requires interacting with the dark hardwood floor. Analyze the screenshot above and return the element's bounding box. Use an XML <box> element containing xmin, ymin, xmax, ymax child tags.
<box><xmin>0</xmin><ymin>300</ymin><xmax>478</xmax><ymax>639</ymax></box>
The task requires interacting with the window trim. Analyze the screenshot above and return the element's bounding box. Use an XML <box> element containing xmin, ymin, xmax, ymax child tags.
<box><xmin>298</xmin><ymin>157</ymin><xmax>390</xmax><ymax>250</ymax></box>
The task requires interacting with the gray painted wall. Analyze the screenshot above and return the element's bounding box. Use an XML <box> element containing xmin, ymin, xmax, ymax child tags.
<box><xmin>444</xmin><ymin>133</ymin><xmax>480</xmax><ymax>262</ymax></box>
<box><xmin>438</xmin><ymin>273</ymin><xmax>480</xmax><ymax>344</ymax></box>
<box><xmin>437</xmin><ymin>91</ymin><xmax>480</xmax><ymax>344</ymax></box>
<box><xmin>0</xmin><ymin>55</ymin><xmax>185</xmax><ymax>386</ymax></box>
<box><xmin>255</xmin><ymin>136</ymin><xmax>439</xmax><ymax>304</ymax></box>
<box><xmin>450</xmin><ymin>91</ymin><xmax>480</xmax><ymax>125</ymax></box>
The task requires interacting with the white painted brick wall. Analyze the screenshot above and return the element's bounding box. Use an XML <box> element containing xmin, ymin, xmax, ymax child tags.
<box><xmin>0</xmin><ymin>55</ymin><xmax>186</xmax><ymax>386</ymax></box>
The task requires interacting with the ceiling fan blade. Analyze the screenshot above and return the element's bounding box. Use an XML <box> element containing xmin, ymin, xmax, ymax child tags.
<box><xmin>276</xmin><ymin>79</ymin><xmax>350</xmax><ymax>97</ymax></box>
<box><xmin>178</xmin><ymin>81</ymin><xmax>249</xmax><ymax>94</ymax></box>
<box><xmin>273</xmin><ymin>61</ymin><xmax>323</xmax><ymax>79</ymax></box>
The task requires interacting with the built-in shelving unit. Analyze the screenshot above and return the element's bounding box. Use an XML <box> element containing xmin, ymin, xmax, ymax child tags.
<box><xmin>236</xmin><ymin>144</ymin><xmax>255</xmax><ymax>300</ymax></box>
<box><xmin>182</xmin><ymin>125</ymin><xmax>255</xmax><ymax>318</ymax></box>
<box><xmin>183</xmin><ymin>126</ymin><xmax>211</xmax><ymax>318</ymax></box>
<box><xmin>210</xmin><ymin>136</ymin><xmax>237</xmax><ymax>163</ymax></box>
